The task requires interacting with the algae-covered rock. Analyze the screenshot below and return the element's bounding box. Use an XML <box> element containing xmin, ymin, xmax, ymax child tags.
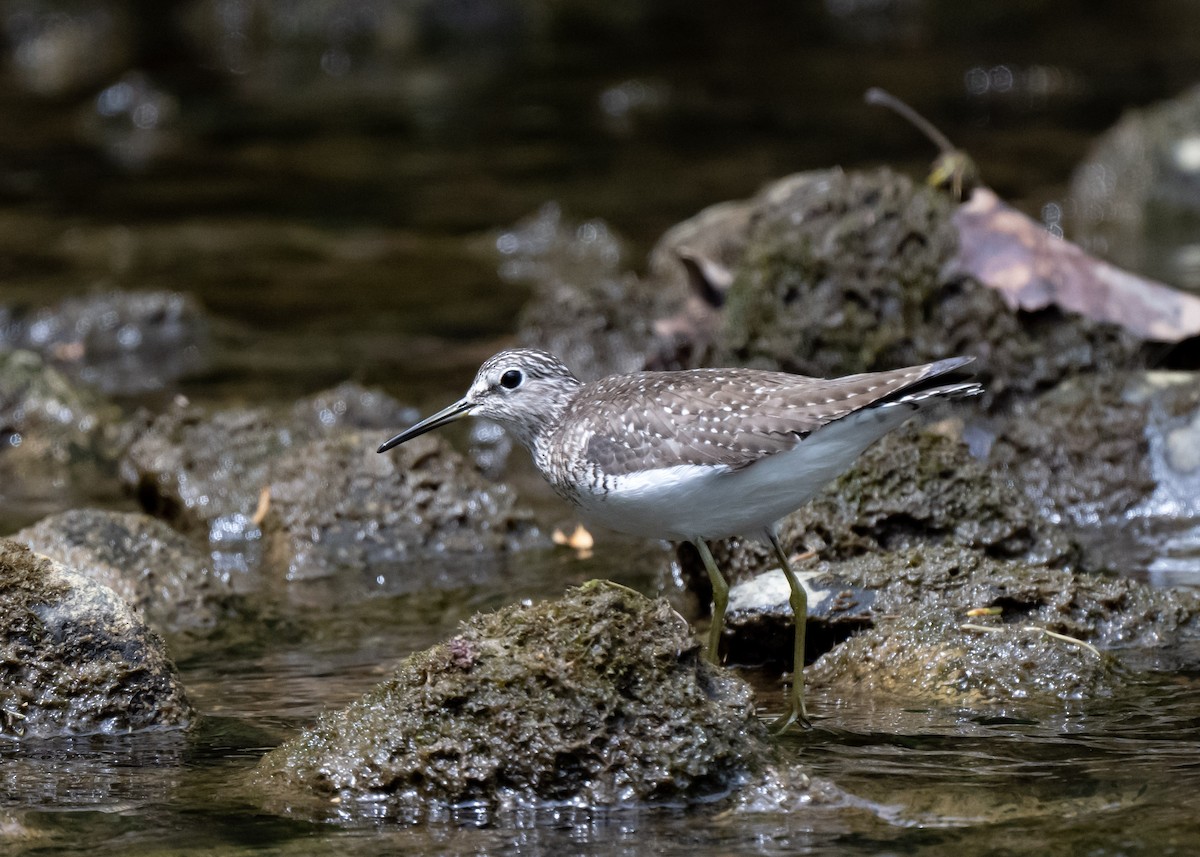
<box><xmin>727</xmin><ymin>542</ymin><xmax>1200</xmax><ymax>689</ymax></box>
<box><xmin>13</xmin><ymin>509</ymin><xmax>233</xmax><ymax>634</ymax></box>
<box><xmin>0</xmin><ymin>539</ymin><xmax>192</xmax><ymax>738</ymax></box>
<box><xmin>719</xmin><ymin>168</ymin><xmax>956</xmax><ymax>378</ymax></box>
<box><xmin>715</xmin><ymin>168</ymin><xmax>1143</xmax><ymax>407</ymax></box>
<box><xmin>808</xmin><ymin>609</ymin><xmax>1117</xmax><ymax>707</ymax></box>
<box><xmin>257</xmin><ymin>582</ymin><xmax>768</xmax><ymax>817</ymax></box>
<box><xmin>780</xmin><ymin>428</ymin><xmax>1076</xmax><ymax>565</ymax></box>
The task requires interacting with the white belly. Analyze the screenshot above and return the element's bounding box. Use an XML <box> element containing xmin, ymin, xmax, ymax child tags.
<box><xmin>571</xmin><ymin>403</ymin><xmax>913</xmax><ymax>541</ymax></box>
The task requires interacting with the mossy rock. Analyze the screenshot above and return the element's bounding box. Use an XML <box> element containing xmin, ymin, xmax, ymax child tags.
<box><xmin>719</xmin><ymin>168</ymin><xmax>956</xmax><ymax>378</ymax></box>
<box><xmin>256</xmin><ymin>582</ymin><xmax>768</xmax><ymax>817</ymax></box>
<box><xmin>0</xmin><ymin>539</ymin><xmax>192</xmax><ymax>738</ymax></box>
<box><xmin>714</xmin><ymin>167</ymin><xmax>1144</xmax><ymax>409</ymax></box>
<box><xmin>14</xmin><ymin>508</ymin><xmax>235</xmax><ymax>635</ymax></box>
<box><xmin>808</xmin><ymin>609</ymin><xmax>1118</xmax><ymax>708</ymax></box>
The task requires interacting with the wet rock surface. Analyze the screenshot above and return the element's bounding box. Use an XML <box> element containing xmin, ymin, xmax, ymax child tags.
<box><xmin>845</xmin><ymin>546</ymin><xmax>1200</xmax><ymax>651</ymax></box>
<box><xmin>715</xmin><ymin>168</ymin><xmax>956</xmax><ymax>377</ymax></box>
<box><xmin>808</xmin><ymin>608</ymin><xmax>1118</xmax><ymax>708</ymax></box>
<box><xmin>777</xmin><ymin>428</ymin><xmax>1076</xmax><ymax>565</ymax></box>
<box><xmin>120</xmin><ymin>401</ymin><xmax>298</xmax><ymax>533</ymax></box>
<box><xmin>991</xmin><ymin>371</ymin><xmax>1200</xmax><ymax>576</ymax></box>
<box><xmin>0</xmin><ymin>539</ymin><xmax>192</xmax><ymax>739</ymax></box>
<box><xmin>13</xmin><ymin>508</ymin><xmax>233</xmax><ymax>636</ymax></box>
<box><xmin>256</xmin><ymin>582</ymin><xmax>772</xmax><ymax>817</ymax></box>
<box><xmin>121</xmin><ymin>381</ymin><xmax>540</xmax><ymax>578</ymax></box>
<box><xmin>263</xmin><ymin>431</ymin><xmax>538</xmax><ymax>581</ymax></box>
<box><xmin>0</xmin><ymin>290</ymin><xmax>209</xmax><ymax>396</ymax></box>
<box><xmin>990</xmin><ymin>373</ymin><xmax>1155</xmax><ymax>528</ymax></box>
<box><xmin>0</xmin><ymin>350</ymin><xmax>131</xmax><ymax>529</ymax></box>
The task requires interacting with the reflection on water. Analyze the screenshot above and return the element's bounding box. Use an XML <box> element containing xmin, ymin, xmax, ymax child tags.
<box><xmin>0</xmin><ymin>732</ymin><xmax>188</xmax><ymax>811</ymax></box>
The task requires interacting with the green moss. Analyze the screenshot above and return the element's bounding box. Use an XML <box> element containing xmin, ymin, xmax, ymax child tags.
<box><xmin>808</xmin><ymin>607</ymin><xmax>1118</xmax><ymax>707</ymax></box>
<box><xmin>719</xmin><ymin>168</ymin><xmax>956</xmax><ymax>378</ymax></box>
<box><xmin>0</xmin><ymin>539</ymin><xmax>192</xmax><ymax>738</ymax></box>
<box><xmin>257</xmin><ymin>581</ymin><xmax>768</xmax><ymax>815</ymax></box>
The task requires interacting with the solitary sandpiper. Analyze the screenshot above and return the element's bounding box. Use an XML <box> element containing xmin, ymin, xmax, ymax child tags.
<box><xmin>378</xmin><ymin>348</ymin><xmax>982</xmax><ymax>730</ymax></box>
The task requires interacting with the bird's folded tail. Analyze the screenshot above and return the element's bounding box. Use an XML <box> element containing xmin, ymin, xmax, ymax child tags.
<box><xmin>894</xmin><ymin>379</ymin><xmax>984</xmax><ymax>405</ymax></box>
<box><xmin>877</xmin><ymin>355</ymin><xmax>982</xmax><ymax>409</ymax></box>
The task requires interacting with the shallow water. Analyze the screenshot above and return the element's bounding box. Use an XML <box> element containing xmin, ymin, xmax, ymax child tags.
<box><xmin>6</xmin><ymin>554</ymin><xmax>1200</xmax><ymax>855</ymax></box>
<box><xmin>4</xmin><ymin>1</ymin><xmax>1200</xmax><ymax>854</ymax></box>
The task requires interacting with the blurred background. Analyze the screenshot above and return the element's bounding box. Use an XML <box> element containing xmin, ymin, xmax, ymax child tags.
<box><xmin>2</xmin><ymin>0</ymin><xmax>1199</xmax><ymax>406</ymax></box>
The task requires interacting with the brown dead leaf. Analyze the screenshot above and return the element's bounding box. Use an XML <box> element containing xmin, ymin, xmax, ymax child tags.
<box><xmin>251</xmin><ymin>486</ymin><xmax>271</xmax><ymax>526</ymax></box>
<box><xmin>552</xmin><ymin>523</ymin><xmax>595</xmax><ymax>557</ymax></box>
<box><xmin>950</xmin><ymin>187</ymin><xmax>1200</xmax><ymax>342</ymax></box>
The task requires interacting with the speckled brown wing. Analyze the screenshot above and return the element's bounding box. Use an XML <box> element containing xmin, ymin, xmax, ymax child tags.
<box><xmin>566</xmin><ymin>359</ymin><xmax>970</xmax><ymax>478</ymax></box>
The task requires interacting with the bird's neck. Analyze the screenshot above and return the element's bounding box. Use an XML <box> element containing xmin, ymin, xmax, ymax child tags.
<box><xmin>506</xmin><ymin>381</ymin><xmax>581</xmax><ymax>453</ymax></box>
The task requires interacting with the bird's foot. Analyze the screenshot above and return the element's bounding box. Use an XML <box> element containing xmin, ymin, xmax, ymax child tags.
<box><xmin>769</xmin><ymin>700</ymin><xmax>811</xmax><ymax>734</ymax></box>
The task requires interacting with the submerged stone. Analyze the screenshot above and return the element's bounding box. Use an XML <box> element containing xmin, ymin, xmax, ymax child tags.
<box><xmin>0</xmin><ymin>540</ymin><xmax>192</xmax><ymax>738</ymax></box>
<box><xmin>256</xmin><ymin>582</ymin><xmax>769</xmax><ymax>817</ymax></box>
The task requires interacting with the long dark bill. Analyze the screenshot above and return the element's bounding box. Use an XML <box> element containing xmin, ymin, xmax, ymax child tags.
<box><xmin>377</xmin><ymin>399</ymin><xmax>474</xmax><ymax>453</ymax></box>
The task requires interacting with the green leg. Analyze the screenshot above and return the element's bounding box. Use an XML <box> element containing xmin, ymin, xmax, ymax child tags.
<box><xmin>767</xmin><ymin>529</ymin><xmax>811</xmax><ymax>732</ymax></box>
<box><xmin>692</xmin><ymin>539</ymin><xmax>728</xmax><ymax>664</ymax></box>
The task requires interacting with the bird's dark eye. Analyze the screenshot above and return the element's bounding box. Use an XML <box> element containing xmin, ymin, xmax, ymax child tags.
<box><xmin>499</xmin><ymin>369</ymin><xmax>523</xmax><ymax>390</ymax></box>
